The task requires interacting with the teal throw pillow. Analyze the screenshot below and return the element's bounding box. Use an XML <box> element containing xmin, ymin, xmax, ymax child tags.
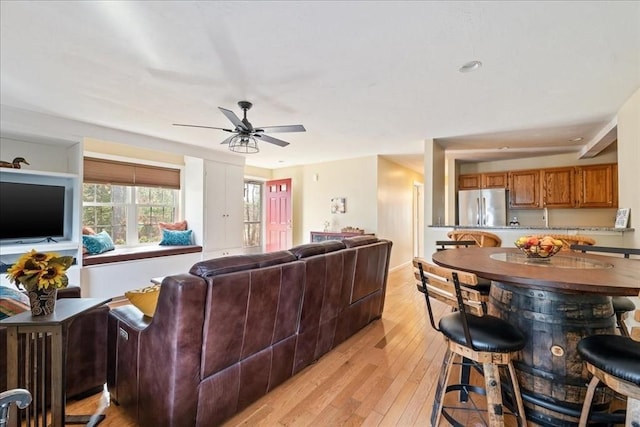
<box><xmin>82</xmin><ymin>230</ymin><xmax>115</xmax><ymax>255</ymax></box>
<box><xmin>159</xmin><ymin>229</ymin><xmax>193</xmax><ymax>246</ymax></box>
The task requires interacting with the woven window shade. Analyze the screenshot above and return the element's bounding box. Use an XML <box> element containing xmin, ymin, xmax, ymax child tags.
<box><xmin>84</xmin><ymin>157</ymin><xmax>180</xmax><ymax>189</ymax></box>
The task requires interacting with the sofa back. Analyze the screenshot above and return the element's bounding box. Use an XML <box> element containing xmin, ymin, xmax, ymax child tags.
<box><xmin>186</xmin><ymin>251</ymin><xmax>305</xmax><ymax>425</ymax></box>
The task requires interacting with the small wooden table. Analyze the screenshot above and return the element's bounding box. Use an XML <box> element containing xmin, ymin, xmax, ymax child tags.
<box><xmin>1</xmin><ymin>297</ymin><xmax>111</xmax><ymax>427</ymax></box>
<box><xmin>432</xmin><ymin>247</ymin><xmax>640</xmax><ymax>426</ymax></box>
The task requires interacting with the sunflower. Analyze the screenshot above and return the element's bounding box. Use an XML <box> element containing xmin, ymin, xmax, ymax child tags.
<box><xmin>37</xmin><ymin>264</ymin><xmax>69</xmax><ymax>290</ymax></box>
<box><xmin>6</xmin><ymin>249</ymin><xmax>74</xmax><ymax>291</ymax></box>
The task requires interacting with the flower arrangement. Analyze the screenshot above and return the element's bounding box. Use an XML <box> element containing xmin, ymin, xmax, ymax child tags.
<box><xmin>6</xmin><ymin>250</ymin><xmax>74</xmax><ymax>291</ymax></box>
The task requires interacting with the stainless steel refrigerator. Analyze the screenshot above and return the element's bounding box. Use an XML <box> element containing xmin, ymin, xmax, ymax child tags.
<box><xmin>457</xmin><ymin>189</ymin><xmax>508</xmax><ymax>226</ymax></box>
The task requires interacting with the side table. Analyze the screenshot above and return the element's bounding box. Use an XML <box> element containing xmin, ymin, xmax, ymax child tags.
<box><xmin>1</xmin><ymin>297</ymin><xmax>111</xmax><ymax>427</ymax></box>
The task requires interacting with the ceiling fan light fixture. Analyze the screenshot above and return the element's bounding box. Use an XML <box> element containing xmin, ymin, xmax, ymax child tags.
<box><xmin>228</xmin><ymin>135</ymin><xmax>259</xmax><ymax>154</ymax></box>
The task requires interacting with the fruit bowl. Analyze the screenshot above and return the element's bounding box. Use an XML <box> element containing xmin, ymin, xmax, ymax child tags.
<box><xmin>514</xmin><ymin>235</ymin><xmax>564</xmax><ymax>259</ymax></box>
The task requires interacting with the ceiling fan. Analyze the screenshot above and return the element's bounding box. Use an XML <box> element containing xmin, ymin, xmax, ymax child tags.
<box><xmin>173</xmin><ymin>101</ymin><xmax>306</xmax><ymax>153</ymax></box>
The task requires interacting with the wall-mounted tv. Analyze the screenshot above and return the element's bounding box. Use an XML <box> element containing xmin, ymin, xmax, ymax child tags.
<box><xmin>0</xmin><ymin>181</ymin><xmax>66</xmax><ymax>241</ymax></box>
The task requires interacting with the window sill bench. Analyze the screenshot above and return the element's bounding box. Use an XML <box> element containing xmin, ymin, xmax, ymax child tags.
<box><xmin>82</xmin><ymin>245</ymin><xmax>203</xmax><ymax>266</ymax></box>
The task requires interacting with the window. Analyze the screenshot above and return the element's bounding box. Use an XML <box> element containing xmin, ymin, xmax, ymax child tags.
<box><xmin>83</xmin><ymin>157</ymin><xmax>181</xmax><ymax>246</ymax></box>
<box><xmin>243</xmin><ymin>181</ymin><xmax>262</xmax><ymax>248</ymax></box>
<box><xmin>83</xmin><ymin>184</ymin><xmax>179</xmax><ymax>245</ymax></box>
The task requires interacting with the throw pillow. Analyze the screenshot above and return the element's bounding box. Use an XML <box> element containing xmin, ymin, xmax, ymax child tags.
<box><xmin>82</xmin><ymin>230</ymin><xmax>116</xmax><ymax>255</ymax></box>
<box><xmin>125</xmin><ymin>284</ymin><xmax>160</xmax><ymax>317</ymax></box>
<box><xmin>0</xmin><ymin>286</ymin><xmax>30</xmax><ymax>320</ymax></box>
<box><xmin>82</xmin><ymin>226</ymin><xmax>97</xmax><ymax>235</ymax></box>
<box><xmin>159</xmin><ymin>229</ymin><xmax>193</xmax><ymax>246</ymax></box>
<box><xmin>158</xmin><ymin>220</ymin><xmax>188</xmax><ymax>231</ymax></box>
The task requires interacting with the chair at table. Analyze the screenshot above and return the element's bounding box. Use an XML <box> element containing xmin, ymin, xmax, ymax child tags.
<box><xmin>570</xmin><ymin>244</ymin><xmax>640</xmax><ymax>337</ymax></box>
<box><xmin>539</xmin><ymin>234</ymin><xmax>595</xmax><ymax>251</ymax></box>
<box><xmin>447</xmin><ymin>230</ymin><xmax>502</xmax><ymax>247</ymax></box>
<box><xmin>577</xmin><ymin>333</ymin><xmax>640</xmax><ymax>427</ymax></box>
<box><xmin>413</xmin><ymin>257</ymin><xmax>526</xmax><ymax>426</ymax></box>
<box><xmin>0</xmin><ymin>388</ymin><xmax>32</xmax><ymax>427</ymax></box>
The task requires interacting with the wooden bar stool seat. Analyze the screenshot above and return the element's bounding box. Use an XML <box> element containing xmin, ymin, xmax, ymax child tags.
<box><xmin>577</xmin><ymin>334</ymin><xmax>640</xmax><ymax>426</ymax></box>
<box><xmin>413</xmin><ymin>258</ymin><xmax>527</xmax><ymax>426</ymax></box>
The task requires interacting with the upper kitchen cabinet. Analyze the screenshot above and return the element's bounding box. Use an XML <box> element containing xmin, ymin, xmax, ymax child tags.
<box><xmin>458</xmin><ymin>172</ymin><xmax>508</xmax><ymax>190</ymax></box>
<box><xmin>576</xmin><ymin>163</ymin><xmax>618</xmax><ymax>208</ymax></box>
<box><xmin>458</xmin><ymin>173</ymin><xmax>481</xmax><ymax>190</ymax></box>
<box><xmin>482</xmin><ymin>172</ymin><xmax>508</xmax><ymax>189</ymax></box>
<box><xmin>509</xmin><ymin>169</ymin><xmax>540</xmax><ymax>209</ymax></box>
<box><xmin>541</xmin><ymin>167</ymin><xmax>576</xmax><ymax>208</ymax></box>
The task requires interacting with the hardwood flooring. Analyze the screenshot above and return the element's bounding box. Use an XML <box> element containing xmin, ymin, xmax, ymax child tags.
<box><xmin>64</xmin><ymin>263</ymin><xmax>500</xmax><ymax>426</ymax></box>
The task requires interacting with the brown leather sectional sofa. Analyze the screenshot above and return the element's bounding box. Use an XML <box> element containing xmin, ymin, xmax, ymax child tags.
<box><xmin>107</xmin><ymin>236</ymin><xmax>392</xmax><ymax>426</ymax></box>
<box><xmin>0</xmin><ymin>286</ymin><xmax>109</xmax><ymax>400</ymax></box>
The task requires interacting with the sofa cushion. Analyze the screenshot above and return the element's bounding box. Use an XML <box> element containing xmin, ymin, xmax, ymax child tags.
<box><xmin>0</xmin><ymin>286</ymin><xmax>29</xmax><ymax>319</ymax></box>
<box><xmin>343</xmin><ymin>235</ymin><xmax>378</xmax><ymax>248</ymax></box>
<box><xmin>125</xmin><ymin>284</ymin><xmax>161</xmax><ymax>317</ymax></box>
<box><xmin>289</xmin><ymin>241</ymin><xmax>347</xmax><ymax>259</ymax></box>
<box><xmin>189</xmin><ymin>251</ymin><xmax>296</xmax><ymax>278</ymax></box>
<box><xmin>253</xmin><ymin>251</ymin><xmax>297</xmax><ymax>268</ymax></box>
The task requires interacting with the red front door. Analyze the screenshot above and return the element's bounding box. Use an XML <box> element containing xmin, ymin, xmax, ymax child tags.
<box><xmin>265</xmin><ymin>178</ymin><xmax>292</xmax><ymax>252</ymax></box>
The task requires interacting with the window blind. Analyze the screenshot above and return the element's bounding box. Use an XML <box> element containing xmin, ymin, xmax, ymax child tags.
<box><xmin>84</xmin><ymin>157</ymin><xmax>180</xmax><ymax>189</ymax></box>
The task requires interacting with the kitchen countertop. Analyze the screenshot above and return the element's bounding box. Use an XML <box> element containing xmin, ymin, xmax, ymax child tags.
<box><xmin>428</xmin><ymin>225</ymin><xmax>634</xmax><ymax>232</ymax></box>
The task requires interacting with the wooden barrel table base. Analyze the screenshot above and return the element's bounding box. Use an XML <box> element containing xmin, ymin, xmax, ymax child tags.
<box><xmin>488</xmin><ymin>281</ymin><xmax>622</xmax><ymax>426</ymax></box>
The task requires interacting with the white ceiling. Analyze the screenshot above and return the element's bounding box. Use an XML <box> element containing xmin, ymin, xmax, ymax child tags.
<box><xmin>1</xmin><ymin>1</ymin><xmax>639</xmax><ymax>174</ymax></box>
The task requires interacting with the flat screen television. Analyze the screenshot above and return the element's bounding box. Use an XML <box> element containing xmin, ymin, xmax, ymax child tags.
<box><xmin>0</xmin><ymin>181</ymin><xmax>67</xmax><ymax>241</ymax></box>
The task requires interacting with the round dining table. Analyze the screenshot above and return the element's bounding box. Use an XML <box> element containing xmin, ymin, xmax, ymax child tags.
<box><xmin>431</xmin><ymin>247</ymin><xmax>640</xmax><ymax>426</ymax></box>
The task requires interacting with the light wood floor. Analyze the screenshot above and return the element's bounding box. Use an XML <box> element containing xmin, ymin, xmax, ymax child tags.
<box><xmin>65</xmin><ymin>263</ymin><xmax>498</xmax><ymax>426</ymax></box>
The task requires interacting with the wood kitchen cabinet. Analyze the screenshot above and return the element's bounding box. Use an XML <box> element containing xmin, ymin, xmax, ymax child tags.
<box><xmin>458</xmin><ymin>174</ymin><xmax>482</xmax><ymax>190</ymax></box>
<box><xmin>509</xmin><ymin>169</ymin><xmax>540</xmax><ymax>208</ymax></box>
<box><xmin>459</xmin><ymin>172</ymin><xmax>508</xmax><ymax>190</ymax></box>
<box><xmin>576</xmin><ymin>163</ymin><xmax>617</xmax><ymax>208</ymax></box>
<box><xmin>541</xmin><ymin>167</ymin><xmax>576</xmax><ymax>208</ymax></box>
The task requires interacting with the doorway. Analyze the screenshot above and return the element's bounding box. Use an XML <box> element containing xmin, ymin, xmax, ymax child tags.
<box><xmin>265</xmin><ymin>178</ymin><xmax>293</xmax><ymax>252</ymax></box>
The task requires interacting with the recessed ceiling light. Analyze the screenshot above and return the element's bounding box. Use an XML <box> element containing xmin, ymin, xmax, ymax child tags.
<box><xmin>499</xmin><ymin>146</ymin><xmax>510</xmax><ymax>150</ymax></box>
<box><xmin>459</xmin><ymin>60</ymin><xmax>482</xmax><ymax>73</ymax></box>
<box><xmin>570</xmin><ymin>137</ymin><xmax>584</xmax><ymax>142</ymax></box>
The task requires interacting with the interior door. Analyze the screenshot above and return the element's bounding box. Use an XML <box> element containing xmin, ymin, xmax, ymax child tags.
<box><xmin>265</xmin><ymin>178</ymin><xmax>292</xmax><ymax>252</ymax></box>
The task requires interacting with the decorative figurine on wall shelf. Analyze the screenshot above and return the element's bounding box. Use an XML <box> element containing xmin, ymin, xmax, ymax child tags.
<box><xmin>0</xmin><ymin>157</ymin><xmax>30</xmax><ymax>169</ymax></box>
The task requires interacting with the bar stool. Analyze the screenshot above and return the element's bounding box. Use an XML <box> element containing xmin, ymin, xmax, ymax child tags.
<box><xmin>447</xmin><ymin>230</ymin><xmax>502</xmax><ymax>247</ymax></box>
<box><xmin>577</xmin><ymin>334</ymin><xmax>640</xmax><ymax>426</ymax></box>
<box><xmin>570</xmin><ymin>244</ymin><xmax>640</xmax><ymax>337</ymax></box>
<box><xmin>413</xmin><ymin>258</ymin><xmax>527</xmax><ymax>426</ymax></box>
<box><xmin>612</xmin><ymin>296</ymin><xmax>636</xmax><ymax>337</ymax></box>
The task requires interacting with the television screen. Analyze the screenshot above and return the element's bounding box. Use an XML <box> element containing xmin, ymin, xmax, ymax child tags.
<box><xmin>0</xmin><ymin>182</ymin><xmax>66</xmax><ymax>241</ymax></box>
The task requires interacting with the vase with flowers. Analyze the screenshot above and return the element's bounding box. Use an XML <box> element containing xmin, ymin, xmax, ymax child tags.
<box><xmin>6</xmin><ymin>249</ymin><xmax>74</xmax><ymax>316</ymax></box>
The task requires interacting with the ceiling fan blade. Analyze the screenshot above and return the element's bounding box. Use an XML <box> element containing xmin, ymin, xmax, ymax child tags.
<box><xmin>218</xmin><ymin>107</ymin><xmax>248</xmax><ymax>131</ymax></box>
<box><xmin>255</xmin><ymin>134</ymin><xmax>290</xmax><ymax>147</ymax></box>
<box><xmin>173</xmin><ymin>123</ymin><xmax>234</xmax><ymax>132</ymax></box>
<box><xmin>220</xmin><ymin>135</ymin><xmax>236</xmax><ymax>145</ymax></box>
<box><xmin>255</xmin><ymin>124</ymin><xmax>306</xmax><ymax>133</ymax></box>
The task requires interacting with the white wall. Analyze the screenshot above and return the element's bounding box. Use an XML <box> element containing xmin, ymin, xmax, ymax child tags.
<box><xmin>377</xmin><ymin>157</ymin><xmax>424</xmax><ymax>268</ymax></box>
<box><xmin>298</xmin><ymin>156</ymin><xmax>378</xmax><ymax>243</ymax></box>
<box><xmin>617</xmin><ymin>87</ymin><xmax>640</xmax><ymax>248</ymax></box>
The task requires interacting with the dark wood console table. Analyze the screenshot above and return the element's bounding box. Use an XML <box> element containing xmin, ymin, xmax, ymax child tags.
<box><xmin>310</xmin><ymin>231</ymin><xmax>374</xmax><ymax>242</ymax></box>
<box><xmin>1</xmin><ymin>297</ymin><xmax>111</xmax><ymax>427</ymax></box>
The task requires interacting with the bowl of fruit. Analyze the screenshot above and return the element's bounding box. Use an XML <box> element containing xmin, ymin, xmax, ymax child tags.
<box><xmin>514</xmin><ymin>235</ymin><xmax>564</xmax><ymax>259</ymax></box>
